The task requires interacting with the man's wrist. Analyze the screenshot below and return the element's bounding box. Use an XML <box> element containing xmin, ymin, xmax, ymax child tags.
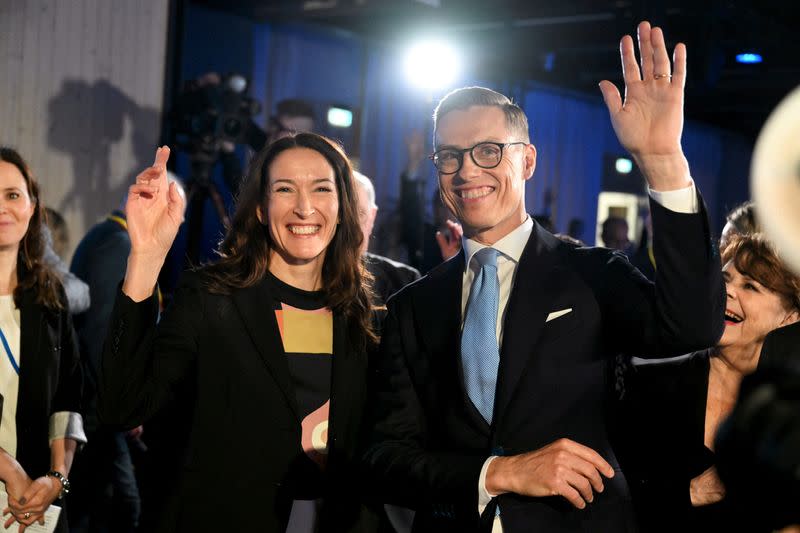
<box><xmin>485</xmin><ymin>455</ymin><xmax>511</xmax><ymax>496</ymax></box>
<box><xmin>633</xmin><ymin>152</ymin><xmax>692</xmax><ymax>191</ymax></box>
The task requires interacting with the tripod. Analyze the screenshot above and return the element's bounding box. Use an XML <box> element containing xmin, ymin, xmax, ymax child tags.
<box><xmin>184</xmin><ymin>152</ymin><xmax>232</xmax><ymax>266</ymax></box>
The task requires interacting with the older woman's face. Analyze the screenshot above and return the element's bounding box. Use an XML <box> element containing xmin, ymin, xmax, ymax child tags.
<box><xmin>261</xmin><ymin>147</ymin><xmax>339</xmax><ymax>270</ymax></box>
<box><xmin>0</xmin><ymin>161</ymin><xmax>35</xmax><ymax>252</ymax></box>
<box><xmin>719</xmin><ymin>262</ymin><xmax>796</xmax><ymax>350</ymax></box>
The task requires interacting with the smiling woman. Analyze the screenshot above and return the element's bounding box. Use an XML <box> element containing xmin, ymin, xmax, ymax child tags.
<box><xmin>617</xmin><ymin>232</ymin><xmax>800</xmax><ymax>532</ymax></box>
<box><xmin>0</xmin><ymin>148</ymin><xmax>85</xmax><ymax>533</ymax></box>
<box><xmin>98</xmin><ymin>133</ymin><xmax>379</xmax><ymax>533</ymax></box>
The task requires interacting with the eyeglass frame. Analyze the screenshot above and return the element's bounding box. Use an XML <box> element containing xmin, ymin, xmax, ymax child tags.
<box><xmin>429</xmin><ymin>141</ymin><xmax>529</xmax><ymax>174</ymax></box>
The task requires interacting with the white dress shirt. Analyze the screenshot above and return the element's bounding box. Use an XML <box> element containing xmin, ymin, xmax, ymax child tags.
<box><xmin>466</xmin><ymin>183</ymin><xmax>699</xmax><ymax>531</ymax></box>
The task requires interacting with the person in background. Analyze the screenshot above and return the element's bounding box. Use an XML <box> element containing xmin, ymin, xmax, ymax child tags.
<box><xmin>617</xmin><ymin>233</ymin><xmax>800</xmax><ymax>532</ymax></box>
<box><xmin>38</xmin><ymin>208</ymin><xmax>90</xmax><ymax>314</ymax></box>
<box><xmin>600</xmin><ymin>216</ymin><xmax>633</xmax><ymax>255</ymax></box>
<box><xmin>99</xmin><ymin>135</ymin><xmax>379</xmax><ymax>533</ymax></box>
<box><xmin>353</xmin><ymin>171</ymin><xmax>420</xmax><ymax>308</ymax></box>
<box><xmin>44</xmin><ymin>208</ymin><xmax>69</xmax><ymax>260</ymax></box>
<box><xmin>719</xmin><ymin>201</ymin><xmax>759</xmax><ymax>251</ymax></box>
<box><xmin>0</xmin><ymin>147</ymin><xmax>86</xmax><ymax>532</ymax></box>
<box><xmin>222</xmin><ymin>97</ymin><xmax>316</xmax><ymax>195</ymax></box>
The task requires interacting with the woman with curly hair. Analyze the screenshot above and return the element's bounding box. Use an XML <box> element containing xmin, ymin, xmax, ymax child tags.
<box><xmin>99</xmin><ymin>134</ymin><xmax>378</xmax><ymax>532</ymax></box>
<box><xmin>0</xmin><ymin>147</ymin><xmax>85</xmax><ymax>532</ymax></box>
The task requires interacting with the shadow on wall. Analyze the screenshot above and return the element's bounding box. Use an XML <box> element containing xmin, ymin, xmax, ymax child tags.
<box><xmin>47</xmin><ymin>79</ymin><xmax>160</xmax><ymax>229</ymax></box>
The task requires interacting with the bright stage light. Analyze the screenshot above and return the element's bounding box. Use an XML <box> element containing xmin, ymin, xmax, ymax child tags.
<box><xmin>404</xmin><ymin>40</ymin><xmax>460</xmax><ymax>90</ymax></box>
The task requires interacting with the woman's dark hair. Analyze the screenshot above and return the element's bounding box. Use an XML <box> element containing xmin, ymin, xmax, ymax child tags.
<box><xmin>0</xmin><ymin>147</ymin><xmax>64</xmax><ymax>310</ymax></box>
<box><xmin>204</xmin><ymin>133</ymin><xmax>377</xmax><ymax>348</ymax></box>
<box><xmin>722</xmin><ymin>233</ymin><xmax>800</xmax><ymax>313</ymax></box>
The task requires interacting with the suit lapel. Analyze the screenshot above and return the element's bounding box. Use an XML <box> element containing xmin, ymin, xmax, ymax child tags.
<box><xmin>231</xmin><ymin>278</ymin><xmax>300</xmax><ymax>421</ymax></box>
<box><xmin>493</xmin><ymin>224</ymin><xmax>564</xmax><ymax>424</ymax></box>
<box><xmin>416</xmin><ymin>252</ymin><xmax>491</xmax><ymax>433</ymax></box>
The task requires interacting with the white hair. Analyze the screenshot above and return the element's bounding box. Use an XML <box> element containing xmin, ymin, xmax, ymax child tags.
<box><xmin>353</xmin><ymin>171</ymin><xmax>376</xmax><ymax>208</ymax></box>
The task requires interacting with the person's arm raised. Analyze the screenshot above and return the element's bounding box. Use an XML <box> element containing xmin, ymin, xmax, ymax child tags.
<box><xmin>122</xmin><ymin>146</ymin><xmax>186</xmax><ymax>302</ymax></box>
<box><xmin>599</xmin><ymin>21</ymin><xmax>691</xmax><ymax>192</ymax></box>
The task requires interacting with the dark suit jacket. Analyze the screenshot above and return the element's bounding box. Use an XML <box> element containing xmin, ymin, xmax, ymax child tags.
<box><xmin>613</xmin><ymin>351</ymin><xmax>723</xmax><ymax>532</ymax></box>
<box><xmin>98</xmin><ymin>271</ymin><xmax>376</xmax><ymax>533</ymax></box>
<box><xmin>15</xmin><ymin>287</ymin><xmax>83</xmax><ymax>479</ymax></box>
<box><xmin>364</xmin><ymin>196</ymin><xmax>725</xmax><ymax>532</ymax></box>
<box><xmin>618</xmin><ymin>325</ymin><xmax>800</xmax><ymax>532</ymax></box>
<box><xmin>70</xmin><ymin>211</ymin><xmax>130</xmax><ymax>432</ymax></box>
<box><xmin>364</xmin><ymin>253</ymin><xmax>420</xmax><ymax>308</ymax></box>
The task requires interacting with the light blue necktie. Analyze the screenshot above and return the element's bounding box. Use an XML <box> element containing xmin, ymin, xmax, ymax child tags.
<box><xmin>461</xmin><ymin>247</ymin><xmax>500</xmax><ymax>424</ymax></box>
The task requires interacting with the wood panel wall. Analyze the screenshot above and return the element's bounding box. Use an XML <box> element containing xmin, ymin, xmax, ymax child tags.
<box><xmin>0</xmin><ymin>0</ymin><xmax>170</xmax><ymax>258</ymax></box>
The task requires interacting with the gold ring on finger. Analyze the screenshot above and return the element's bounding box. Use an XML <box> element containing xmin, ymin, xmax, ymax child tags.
<box><xmin>654</xmin><ymin>73</ymin><xmax>671</xmax><ymax>80</ymax></box>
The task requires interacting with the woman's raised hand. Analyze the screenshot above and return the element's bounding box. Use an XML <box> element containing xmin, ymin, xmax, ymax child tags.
<box><xmin>126</xmin><ymin>146</ymin><xmax>185</xmax><ymax>259</ymax></box>
<box><xmin>122</xmin><ymin>146</ymin><xmax>186</xmax><ymax>302</ymax></box>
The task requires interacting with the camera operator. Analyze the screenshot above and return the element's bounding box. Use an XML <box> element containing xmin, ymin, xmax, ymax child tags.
<box><xmin>220</xmin><ymin>97</ymin><xmax>316</xmax><ymax>195</ymax></box>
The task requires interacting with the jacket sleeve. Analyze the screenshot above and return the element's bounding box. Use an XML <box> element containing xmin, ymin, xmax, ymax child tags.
<box><xmin>49</xmin><ymin>301</ymin><xmax>87</xmax><ymax>444</ymax></box>
<box><xmin>97</xmin><ymin>271</ymin><xmax>204</xmax><ymax>429</ymax></box>
<box><xmin>580</xmin><ymin>193</ymin><xmax>725</xmax><ymax>358</ymax></box>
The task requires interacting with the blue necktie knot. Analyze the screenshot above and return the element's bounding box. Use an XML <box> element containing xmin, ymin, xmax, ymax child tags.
<box><xmin>461</xmin><ymin>247</ymin><xmax>501</xmax><ymax>424</ymax></box>
<box><xmin>474</xmin><ymin>247</ymin><xmax>499</xmax><ymax>269</ymax></box>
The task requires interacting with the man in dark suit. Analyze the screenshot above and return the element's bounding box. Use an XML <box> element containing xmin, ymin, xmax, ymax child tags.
<box><xmin>364</xmin><ymin>22</ymin><xmax>725</xmax><ymax>532</ymax></box>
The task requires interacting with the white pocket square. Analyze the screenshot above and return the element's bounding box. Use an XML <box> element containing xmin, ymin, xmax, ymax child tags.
<box><xmin>546</xmin><ymin>308</ymin><xmax>573</xmax><ymax>322</ymax></box>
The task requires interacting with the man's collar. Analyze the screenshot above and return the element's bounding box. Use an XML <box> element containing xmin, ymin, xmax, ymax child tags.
<box><xmin>462</xmin><ymin>216</ymin><xmax>534</xmax><ymax>272</ymax></box>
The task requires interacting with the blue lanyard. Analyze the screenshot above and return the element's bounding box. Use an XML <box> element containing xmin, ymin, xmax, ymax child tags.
<box><xmin>0</xmin><ymin>327</ymin><xmax>19</xmax><ymax>375</ymax></box>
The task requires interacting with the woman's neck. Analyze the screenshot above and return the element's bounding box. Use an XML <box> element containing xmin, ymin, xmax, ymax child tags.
<box><xmin>0</xmin><ymin>246</ymin><xmax>19</xmax><ymax>295</ymax></box>
<box><xmin>711</xmin><ymin>343</ymin><xmax>761</xmax><ymax>378</ymax></box>
<box><xmin>268</xmin><ymin>252</ymin><xmax>324</xmax><ymax>292</ymax></box>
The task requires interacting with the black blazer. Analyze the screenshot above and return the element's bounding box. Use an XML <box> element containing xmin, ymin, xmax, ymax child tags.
<box><xmin>8</xmin><ymin>287</ymin><xmax>83</xmax><ymax>533</ymax></box>
<box><xmin>613</xmin><ymin>351</ymin><xmax>719</xmax><ymax>532</ymax></box>
<box><xmin>364</xmin><ymin>196</ymin><xmax>725</xmax><ymax>532</ymax></box>
<box><xmin>617</xmin><ymin>325</ymin><xmax>800</xmax><ymax>532</ymax></box>
<box><xmin>98</xmin><ymin>271</ymin><xmax>376</xmax><ymax>533</ymax></box>
<box><xmin>15</xmin><ymin>287</ymin><xmax>83</xmax><ymax>480</ymax></box>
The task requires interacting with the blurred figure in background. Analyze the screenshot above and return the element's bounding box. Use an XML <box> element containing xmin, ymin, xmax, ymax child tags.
<box><xmin>600</xmin><ymin>216</ymin><xmax>633</xmax><ymax>255</ymax></box>
<box><xmin>39</xmin><ymin>207</ymin><xmax>90</xmax><ymax>314</ymax></box>
<box><xmin>44</xmin><ymin>208</ymin><xmax>69</xmax><ymax>260</ymax></box>
<box><xmin>719</xmin><ymin>201</ymin><xmax>760</xmax><ymax>251</ymax></box>
<box><xmin>353</xmin><ymin>171</ymin><xmax>419</xmax><ymax>308</ymax></box>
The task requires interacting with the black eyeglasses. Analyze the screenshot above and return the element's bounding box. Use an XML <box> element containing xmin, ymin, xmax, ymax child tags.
<box><xmin>430</xmin><ymin>141</ymin><xmax>528</xmax><ymax>174</ymax></box>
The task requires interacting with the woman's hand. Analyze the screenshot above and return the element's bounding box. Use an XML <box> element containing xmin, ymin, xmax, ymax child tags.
<box><xmin>599</xmin><ymin>21</ymin><xmax>691</xmax><ymax>191</ymax></box>
<box><xmin>126</xmin><ymin>146</ymin><xmax>185</xmax><ymax>260</ymax></box>
<box><xmin>3</xmin><ymin>476</ymin><xmax>59</xmax><ymax>531</ymax></box>
<box><xmin>122</xmin><ymin>146</ymin><xmax>187</xmax><ymax>301</ymax></box>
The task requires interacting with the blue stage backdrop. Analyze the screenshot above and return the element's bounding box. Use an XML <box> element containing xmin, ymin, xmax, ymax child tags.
<box><xmin>177</xmin><ymin>3</ymin><xmax>752</xmax><ymax>259</ymax></box>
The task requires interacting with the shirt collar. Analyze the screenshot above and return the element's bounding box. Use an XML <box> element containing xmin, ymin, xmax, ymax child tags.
<box><xmin>462</xmin><ymin>216</ymin><xmax>534</xmax><ymax>272</ymax></box>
